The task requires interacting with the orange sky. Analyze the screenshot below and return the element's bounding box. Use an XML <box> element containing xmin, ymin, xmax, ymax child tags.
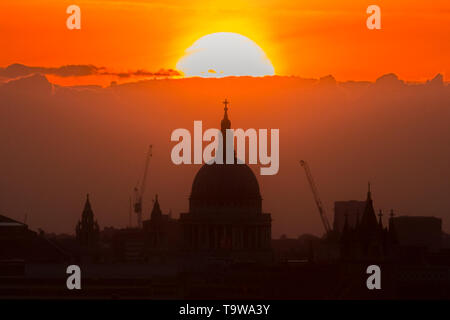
<box><xmin>0</xmin><ymin>0</ymin><xmax>449</xmax><ymax>85</ymax></box>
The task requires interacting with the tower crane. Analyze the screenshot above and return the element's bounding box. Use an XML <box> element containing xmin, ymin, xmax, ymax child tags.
<box><xmin>299</xmin><ymin>160</ymin><xmax>332</xmax><ymax>235</ymax></box>
<box><xmin>133</xmin><ymin>145</ymin><xmax>152</xmax><ymax>228</ymax></box>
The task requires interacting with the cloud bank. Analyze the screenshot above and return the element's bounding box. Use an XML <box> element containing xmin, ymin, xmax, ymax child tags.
<box><xmin>0</xmin><ymin>63</ymin><xmax>181</xmax><ymax>83</ymax></box>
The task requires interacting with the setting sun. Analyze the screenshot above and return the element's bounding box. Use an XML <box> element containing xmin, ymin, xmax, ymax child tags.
<box><xmin>176</xmin><ymin>32</ymin><xmax>275</xmax><ymax>77</ymax></box>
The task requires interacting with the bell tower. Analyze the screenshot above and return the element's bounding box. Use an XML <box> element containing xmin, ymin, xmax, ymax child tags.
<box><xmin>76</xmin><ymin>194</ymin><xmax>100</xmax><ymax>246</ymax></box>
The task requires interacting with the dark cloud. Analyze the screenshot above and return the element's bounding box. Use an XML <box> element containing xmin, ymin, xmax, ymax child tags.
<box><xmin>102</xmin><ymin>68</ymin><xmax>181</xmax><ymax>78</ymax></box>
<box><xmin>318</xmin><ymin>74</ymin><xmax>336</xmax><ymax>86</ymax></box>
<box><xmin>427</xmin><ymin>73</ymin><xmax>444</xmax><ymax>86</ymax></box>
<box><xmin>0</xmin><ymin>63</ymin><xmax>181</xmax><ymax>80</ymax></box>
<box><xmin>375</xmin><ymin>73</ymin><xmax>404</xmax><ymax>87</ymax></box>
<box><xmin>0</xmin><ymin>63</ymin><xmax>100</xmax><ymax>78</ymax></box>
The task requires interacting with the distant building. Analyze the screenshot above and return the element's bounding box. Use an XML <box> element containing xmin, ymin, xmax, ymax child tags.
<box><xmin>334</xmin><ymin>189</ymin><xmax>445</xmax><ymax>263</ymax></box>
<box><xmin>76</xmin><ymin>194</ymin><xmax>100</xmax><ymax>247</ymax></box>
<box><xmin>340</xmin><ymin>184</ymin><xmax>388</xmax><ymax>261</ymax></box>
<box><xmin>143</xmin><ymin>195</ymin><xmax>179</xmax><ymax>255</ymax></box>
<box><xmin>0</xmin><ymin>215</ymin><xmax>30</xmax><ymax>261</ymax></box>
<box><xmin>111</xmin><ymin>195</ymin><xmax>180</xmax><ymax>262</ymax></box>
<box><xmin>390</xmin><ymin>216</ymin><xmax>442</xmax><ymax>252</ymax></box>
<box><xmin>0</xmin><ymin>214</ymin><xmax>68</xmax><ymax>264</ymax></box>
<box><xmin>333</xmin><ymin>200</ymin><xmax>365</xmax><ymax>233</ymax></box>
<box><xmin>112</xmin><ymin>228</ymin><xmax>146</xmax><ymax>262</ymax></box>
<box><xmin>110</xmin><ymin>101</ymin><xmax>272</xmax><ymax>263</ymax></box>
<box><xmin>178</xmin><ymin>101</ymin><xmax>272</xmax><ymax>262</ymax></box>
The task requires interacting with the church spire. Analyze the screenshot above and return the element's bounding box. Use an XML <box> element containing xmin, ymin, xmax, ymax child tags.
<box><xmin>84</xmin><ymin>193</ymin><xmax>92</xmax><ymax>212</ymax></box>
<box><xmin>82</xmin><ymin>193</ymin><xmax>94</xmax><ymax>223</ymax></box>
<box><xmin>220</xmin><ymin>99</ymin><xmax>233</xmax><ymax>163</ymax></box>
<box><xmin>151</xmin><ymin>194</ymin><xmax>162</xmax><ymax>220</ymax></box>
<box><xmin>360</xmin><ymin>182</ymin><xmax>378</xmax><ymax>230</ymax></box>
<box><xmin>221</xmin><ymin>98</ymin><xmax>231</xmax><ymax>132</ymax></box>
<box><xmin>76</xmin><ymin>193</ymin><xmax>100</xmax><ymax>246</ymax></box>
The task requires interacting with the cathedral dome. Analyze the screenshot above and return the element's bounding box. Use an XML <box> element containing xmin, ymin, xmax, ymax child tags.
<box><xmin>189</xmin><ymin>99</ymin><xmax>263</xmax><ymax>215</ymax></box>
<box><xmin>189</xmin><ymin>161</ymin><xmax>262</xmax><ymax>214</ymax></box>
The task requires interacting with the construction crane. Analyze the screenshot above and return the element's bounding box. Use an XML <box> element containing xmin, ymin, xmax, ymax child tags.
<box><xmin>299</xmin><ymin>160</ymin><xmax>332</xmax><ymax>235</ymax></box>
<box><xmin>133</xmin><ymin>145</ymin><xmax>152</xmax><ymax>228</ymax></box>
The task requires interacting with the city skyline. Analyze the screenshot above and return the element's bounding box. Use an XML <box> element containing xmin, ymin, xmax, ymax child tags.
<box><xmin>1</xmin><ymin>80</ymin><xmax>449</xmax><ymax>237</ymax></box>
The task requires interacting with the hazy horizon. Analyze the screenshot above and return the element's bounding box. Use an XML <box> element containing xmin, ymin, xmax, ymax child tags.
<box><xmin>1</xmin><ymin>73</ymin><xmax>449</xmax><ymax>237</ymax></box>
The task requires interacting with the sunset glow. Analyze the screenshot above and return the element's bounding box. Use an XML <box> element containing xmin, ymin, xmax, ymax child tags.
<box><xmin>0</xmin><ymin>0</ymin><xmax>448</xmax><ymax>86</ymax></box>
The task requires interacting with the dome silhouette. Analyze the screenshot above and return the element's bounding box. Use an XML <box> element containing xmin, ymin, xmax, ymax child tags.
<box><xmin>189</xmin><ymin>161</ymin><xmax>262</xmax><ymax>215</ymax></box>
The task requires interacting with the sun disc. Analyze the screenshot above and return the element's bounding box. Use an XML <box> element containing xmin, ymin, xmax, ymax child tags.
<box><xmin>176</xmin><ymin>32</ymin><xmax>275</xmax><ymax>77</ymax></box>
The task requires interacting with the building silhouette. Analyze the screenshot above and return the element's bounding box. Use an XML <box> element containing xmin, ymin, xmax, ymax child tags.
<box><xmin>339</xmin><ymin>184</ymin><xmax>388</xmax><ymax>261</ymax></box>
<box><xmin>2</xmin><ymin>100</ymin><xmax>449</xmax><ymax>299</ymax></box>
<box><xmin>390</xmin><ymin>216</ymin><xmax>442</xmax><ymax>252</ymax></box>
<box><xmin>333</xmin><ymin>200</ymin><xmax>365</xmax><ymax>233</ymax></box>
<box><xmin>179</xmin><ymin>101</ymin><xmax>271</xmax><ymax>260</ymax></box>
<box><xmin>110</xmin><ymin>101</ymin><xmax>272</xmax><ymax>262</ymax></box>
<box><xmin>76</xmin><ymin>194</ymin><xmax>100</xmax><ymax>247</ymax></box>
<box><xmin>0</xmin><ymin>214</ymin><xmax>68</xmax><ymax>268</ymax></box>
<box><xmin>143</xmin><ymin>194</ymin><xmax>179</xmax><ymax>256</ymax></box>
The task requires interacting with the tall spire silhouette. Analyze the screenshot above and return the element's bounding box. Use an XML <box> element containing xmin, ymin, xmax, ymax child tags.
<box><xmin>84</xmin><ymin>193</ymin><xmax>92</xmax><ymax>214</ymax></box>
<box><xmin>360</xmin><ymin>182</ymin><xmax>377</xmax><ymax>230</ymax></box>
<box><xmin>221</xmin><ymin>98</ymin><xmax>231</xmax><ymax>132</ymax></box>
<box><xmin>151</xmin><ymin>194</ymin><xmax>162</xmax><ymax>220</ymax></box>
<box><xmin>76</xmin><ymin>193</ymin><xmax>99</xmax><ymax>246</ymax></box>
<box><xmin>220</xmin><ymin>98</ymin><xmax>232</xmax><ymax>163</ymax></box>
